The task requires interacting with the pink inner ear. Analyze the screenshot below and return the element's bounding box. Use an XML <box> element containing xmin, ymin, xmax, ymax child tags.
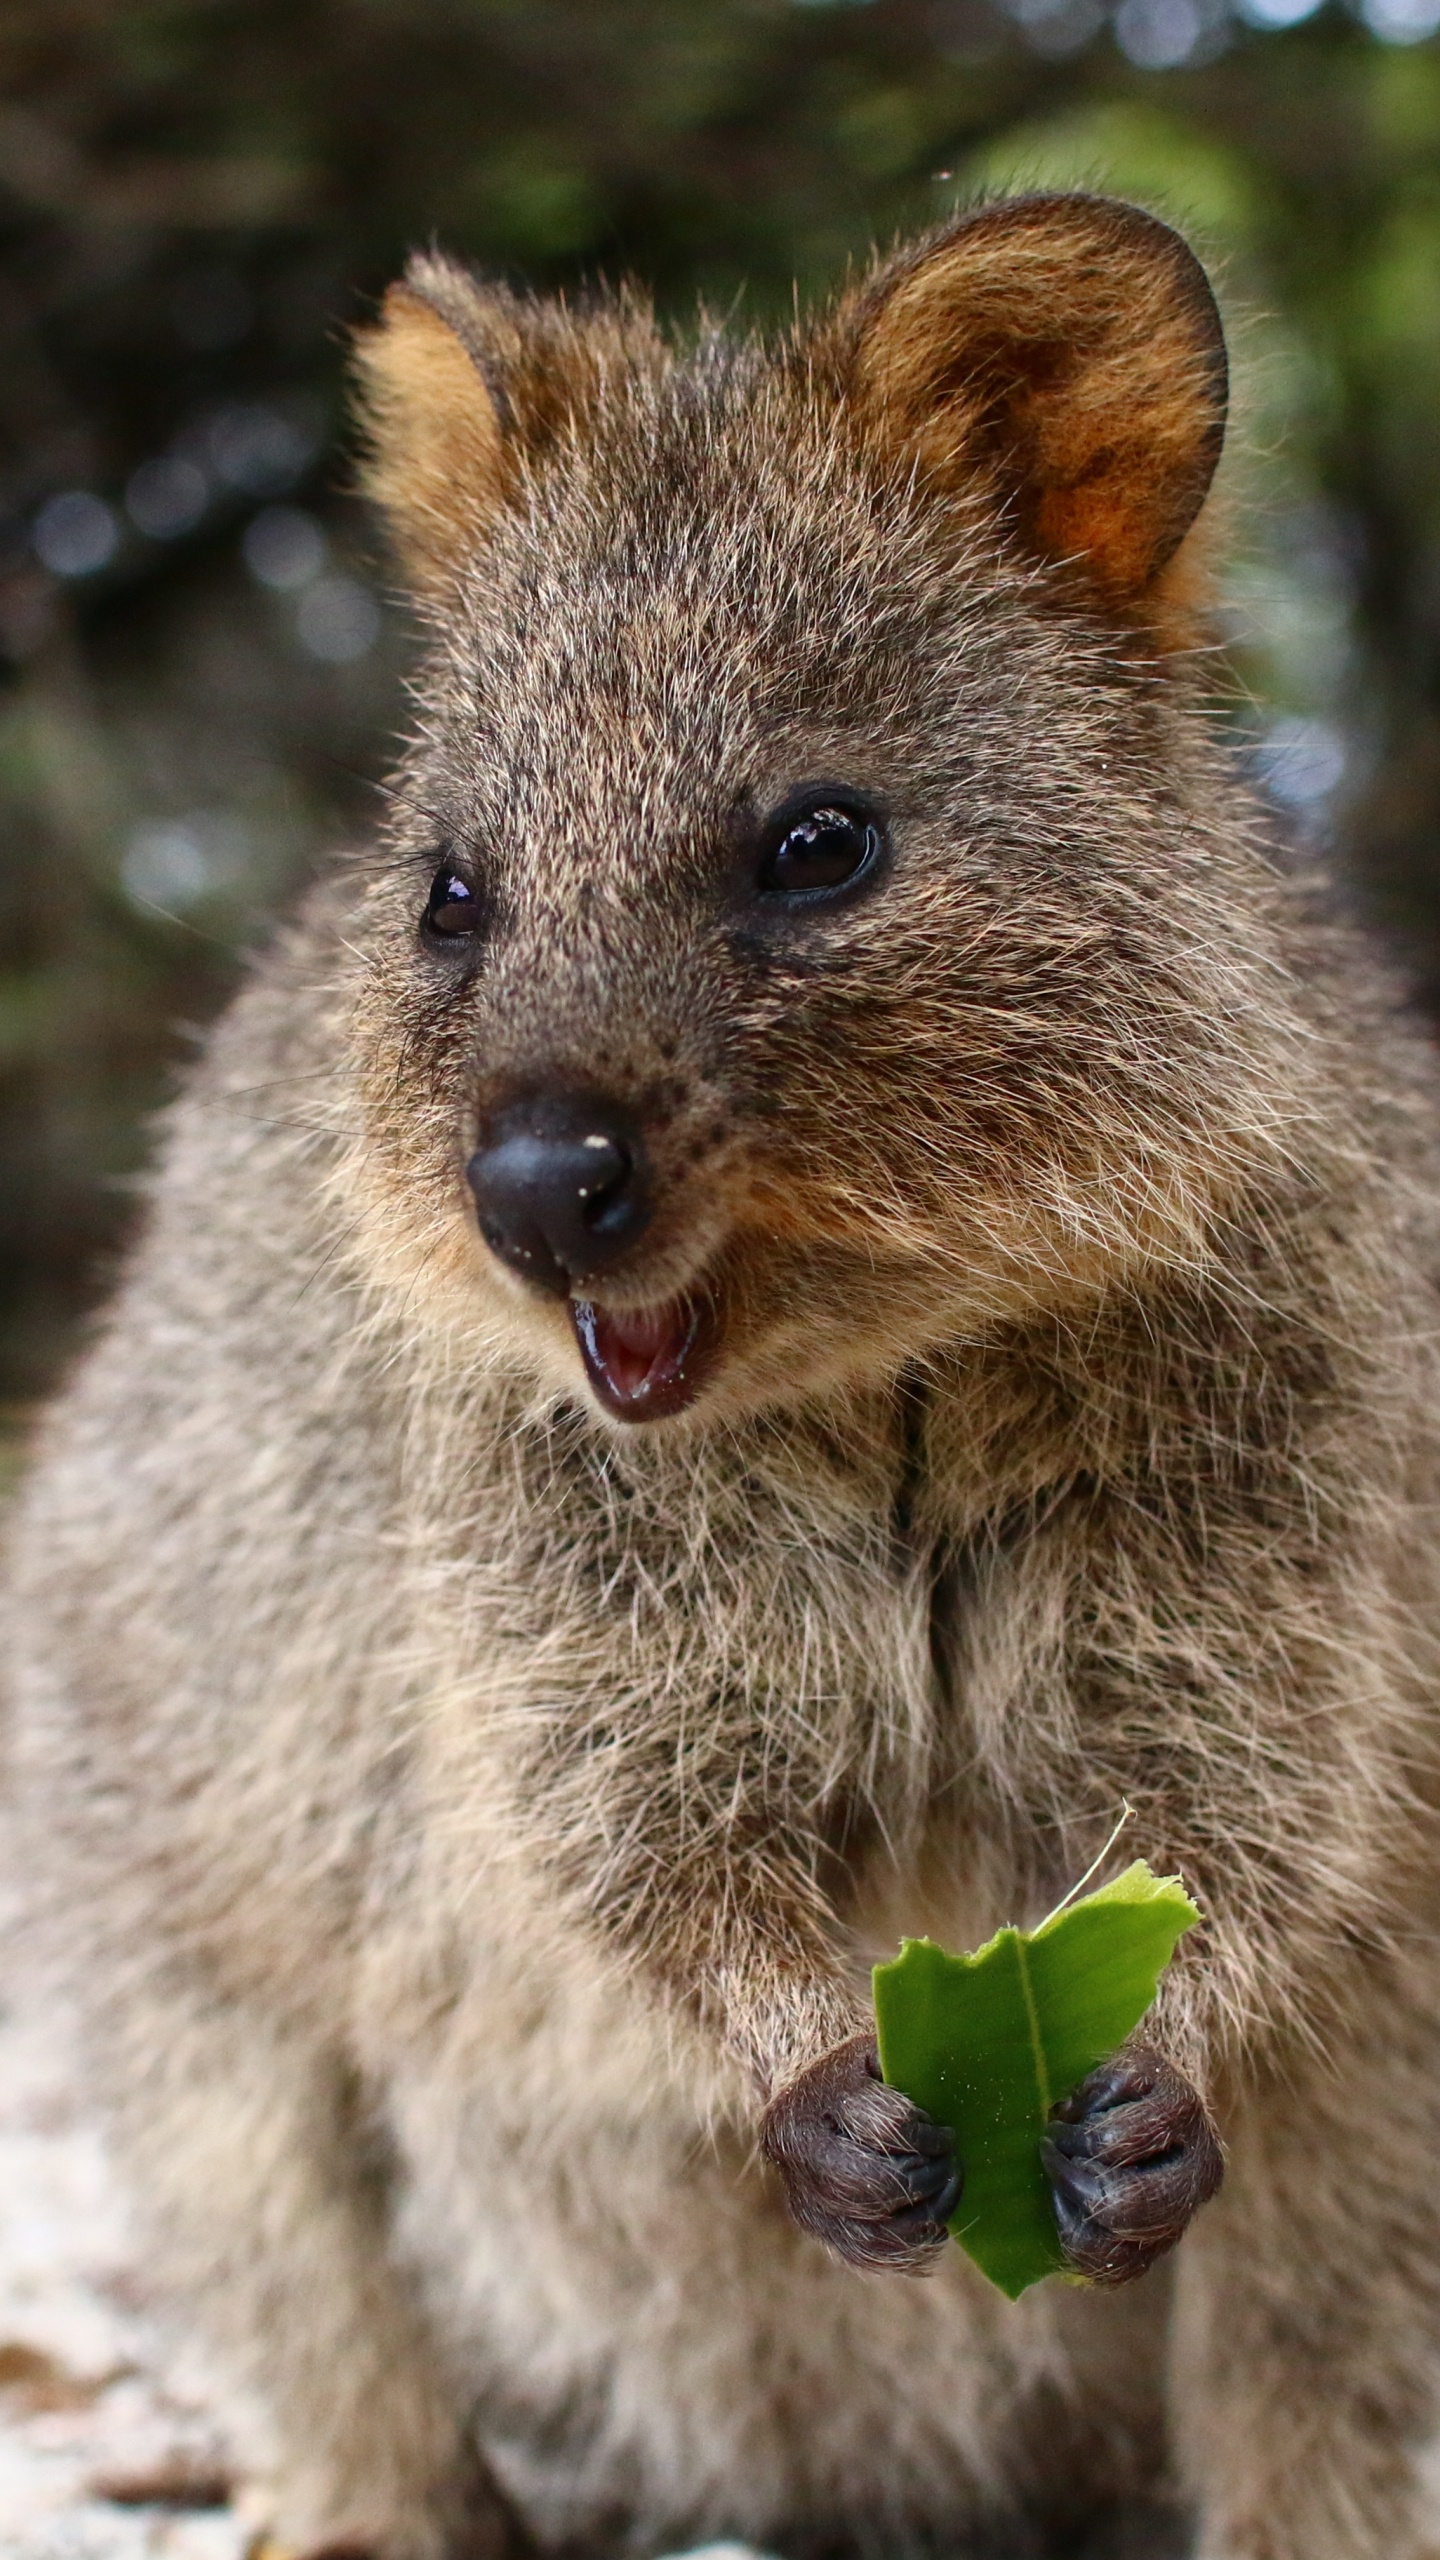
<box><xmin>846</xmin><ymin>195</ymin><xmax>1227</xmax><ymax>612</ymax></box>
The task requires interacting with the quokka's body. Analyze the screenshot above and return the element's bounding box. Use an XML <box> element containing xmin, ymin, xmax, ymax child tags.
<box><xmin>9</xmin><ymin>194</ymin><xmax>1440</xmax><ymax>2560</ymax></box>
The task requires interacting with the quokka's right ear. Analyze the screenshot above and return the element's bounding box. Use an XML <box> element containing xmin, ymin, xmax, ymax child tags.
<box><xmin>352</xmin><ymin>252</ymin><xmax>663</xmax><ymax>606</ymax></box>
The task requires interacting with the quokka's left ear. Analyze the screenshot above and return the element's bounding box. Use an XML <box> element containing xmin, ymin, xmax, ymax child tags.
<box><xmin>827</xmin><ymin>193</ymin><xmax>1228</xmax><ymax>620</ymax></box>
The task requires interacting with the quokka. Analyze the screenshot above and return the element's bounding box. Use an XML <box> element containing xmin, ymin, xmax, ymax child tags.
<box><xmin>9</xmin><ymin>191</ymin><xmax>1440</xmax><ymax>2560</ymax></box>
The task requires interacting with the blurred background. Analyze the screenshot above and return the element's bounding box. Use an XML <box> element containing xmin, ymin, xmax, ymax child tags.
<box><xmin>0</xmin><ymin>0</ymin><xmax>1437</xmax><ymax>1407</ymax></box>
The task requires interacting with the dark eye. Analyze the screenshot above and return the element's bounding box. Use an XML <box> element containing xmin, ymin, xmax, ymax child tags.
<box><xmin>422</xmin><ymin>863</ymin><xmax>481</xmax><ymax>941</ymax></box>
<box><xmin>757</xmin><ymin>795</ymin><xmax>883</xmax><ymax>900</ymax></box>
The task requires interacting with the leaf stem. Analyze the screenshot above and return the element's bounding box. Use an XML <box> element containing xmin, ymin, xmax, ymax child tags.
<box><xmin>1037</xmin><ymin>1800</ymin><xmax>1133</xmax><ymax>1930</ymax></box>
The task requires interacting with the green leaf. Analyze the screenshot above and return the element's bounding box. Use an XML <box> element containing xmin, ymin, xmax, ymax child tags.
<box><xmin>872</xmin><ymin>1860</ymin><xmax>1200</xmax><ymax>2301</ymax></box>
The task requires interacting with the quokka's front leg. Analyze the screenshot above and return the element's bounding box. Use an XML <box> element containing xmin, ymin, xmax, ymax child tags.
<box><xmin>535</xmin><ymin>1692</ymin><xmax>1217</xmax><ymax>2281</ymax></box>
<box><xmin>1043</xmin><ymin>2042</ymin><xmax>1224</xmax><ymax>2284</ymax></box>
<box><xmin>760</xmin><ymin>2032</ymin><xmax>963</xmax><ymax>2271</ymax></box>
<box><xmin>761</xmin><ymin>2031</ymin><xmax>1221</xmax><ymax>2282</ymax></box>
<box><xmin>533</xmin><ymin>1737</ymin><xmax>970</xmax><ymax>2269</ymax></box>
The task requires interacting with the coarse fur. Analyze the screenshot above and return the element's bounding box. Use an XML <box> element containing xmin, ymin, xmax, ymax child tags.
<box><xmin>8</xmin><ymin>193</ymin><xmax>1440</xmax><ymax>2560</ymax></box>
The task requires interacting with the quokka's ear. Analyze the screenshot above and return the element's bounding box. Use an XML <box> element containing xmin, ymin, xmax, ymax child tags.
<box><xmin>352</xmin><ymin>252</ymin><xmax>663</xmax><ymax>604</ymax></box>
<box><xmin>834</xmin><ymin>194</ymin><xmax>1228</xmax><ymax>617</ymax></box>
<box><xmin>352</xmin><ymin>270</ymin><xmax>505</xmax><ymax>604</ymax></box>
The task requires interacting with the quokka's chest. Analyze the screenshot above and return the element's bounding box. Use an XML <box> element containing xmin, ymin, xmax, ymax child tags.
<box><xmin>471</xmin><ymin>1426</ymin><xmax>943</xmax><ymax>1721</ymax></box>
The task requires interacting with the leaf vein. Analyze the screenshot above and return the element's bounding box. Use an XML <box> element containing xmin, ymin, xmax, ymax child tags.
<box><xmin>1014</xmin><ymin>1932</ymin><xmax>1051</xmax><ymax>2120</ymax></box>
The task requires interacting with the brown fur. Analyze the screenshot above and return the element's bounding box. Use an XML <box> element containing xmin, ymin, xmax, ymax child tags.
<box><xmin>352</xmin><ymin>262</ymin><xmax>666</xmax><ymax>607</ymax></box>
<box><xmin>352</xmin><ymin>286</ymin><xmax>510</xmax><ymax>601</ymax></box>
<box><xmin>8</xmin><ymin>196</ymin><xmax>1440</xmax><ymax>2560</ymax></box>
<box><xmin>836</xmin><ymin>197</ymin><xmax>1227</xmax><ymax>632</ymax></box>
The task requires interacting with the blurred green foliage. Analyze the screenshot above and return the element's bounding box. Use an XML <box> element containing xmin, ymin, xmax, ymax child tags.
<box><xmin>1</xmin><ymin>0</ymin><xmax>1438</xmax><ymax>1394</ymax></box>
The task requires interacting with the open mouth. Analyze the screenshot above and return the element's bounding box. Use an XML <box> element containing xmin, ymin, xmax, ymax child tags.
<box><xmin>570</xmin><ymin>1294</ymin><xmax>711</xmax><ymax>1421</ymax></box>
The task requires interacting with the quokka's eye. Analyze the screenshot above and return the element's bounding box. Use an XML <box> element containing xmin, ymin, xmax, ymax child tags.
<box><xmin>757</xmin><ymin>794</ymin><xmax>884</xmax><ymax>900</ymax></box>
<box><xmin>422</xmin><ymin>863</ymin><xmax>481</xmax><ymax>941</ymax></box>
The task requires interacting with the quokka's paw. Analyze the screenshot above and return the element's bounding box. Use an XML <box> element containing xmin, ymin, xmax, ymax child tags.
<box><xmin>760</xmin><ymin>2031</ymin><xmax>962</xmax><ymax>2272</ymax></box>
<box><xmin>1041</xmin><ymin>2040</ymin><xmax>1224</xmax><ymax>2286</ymax></box>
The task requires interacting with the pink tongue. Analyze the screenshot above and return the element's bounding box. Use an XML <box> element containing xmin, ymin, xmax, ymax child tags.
<box><xmin>571</xmin><ymin>1298</ymin><xmax>703</xmax><ymax>1418</ymax></box>
<box><xmin>588</xmin><ymin>1303</ymin><xmax>686</xmax><ymax>1399</ymax></box>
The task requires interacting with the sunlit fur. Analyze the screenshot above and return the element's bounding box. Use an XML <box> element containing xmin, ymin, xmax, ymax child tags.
<box><xmin>9</xmin><ymin>198</ymin><xmax>1440</xmax><ymax>2560</ymax></box>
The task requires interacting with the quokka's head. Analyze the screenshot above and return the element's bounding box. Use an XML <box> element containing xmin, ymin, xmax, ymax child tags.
<box><xmin>344</xmin><ymin>193</ymin><xmax>1274</xmax><ymax>1430</ymax></box>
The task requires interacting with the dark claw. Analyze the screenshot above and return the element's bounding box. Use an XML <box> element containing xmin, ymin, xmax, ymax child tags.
<box><xmin>1043</xmin><ymin>2041</ymin><xmax>1223</xmax><ymax>2286</ymax></box>
<box><xmin>761</xmin><ymin>2032</ymin><xmax>962</xmax><ymax>2273</ymax></box>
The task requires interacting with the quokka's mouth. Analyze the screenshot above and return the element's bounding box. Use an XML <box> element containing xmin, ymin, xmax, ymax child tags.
<box><xmin>570</xmin><ymin>1294</ymin><xmax>711</xmax><ymax>1421</ymax></box>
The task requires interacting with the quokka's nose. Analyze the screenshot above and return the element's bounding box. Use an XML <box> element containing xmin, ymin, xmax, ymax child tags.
<box><xmin>466</xmin><ymin>1097</ymin><xmax>651</xmax><ymax>1295</ymax></box>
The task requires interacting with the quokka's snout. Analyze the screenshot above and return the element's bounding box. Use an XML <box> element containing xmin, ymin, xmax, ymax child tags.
<box><xmin>465</xmin><ymin>1086</ymin><xmax>716</xmax><ymax>1416</ymax></box>
<box><xmin>466</xmin><ymin>1091</ymin><xmax>653</xmax><ymax>1298</ymax></box>
<box><xmin>454</xmin><ymin>787</ymin><xmax>898</xmax><ymax>1415</ymax></box>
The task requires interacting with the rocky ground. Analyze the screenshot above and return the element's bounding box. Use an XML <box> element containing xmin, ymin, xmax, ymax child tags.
<box><xmin>0</xmin><ymin>1984</ymin><xmax>759</xmax><ymax>2560</ymax></box>
<box><xmin>0</xmin><ymin>1987</ymin><xmax>249</xmax><ymax>2560</ymax></box>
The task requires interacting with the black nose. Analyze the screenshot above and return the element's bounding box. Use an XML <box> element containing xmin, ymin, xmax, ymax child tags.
<box><xmin>466</xmin><ymin>1096</ymin><xmax>651</xmax><ymax>1294</ymax></box>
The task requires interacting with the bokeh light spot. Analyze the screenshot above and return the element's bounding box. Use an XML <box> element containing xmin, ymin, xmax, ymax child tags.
<box><xmin>126</xmin><ymin>457</ymin><xmax>209</xmax><ymax>542</ymax></box>
<box><xmin>1114</xmin><ymin>0</ymin><xmax>1203</xmax><ymax>63</ymax></box>
<box><xmin>32</xmin><ymin>492</ymin><xmax>119</xmax><ymax>579</ymax></box>
<box><xmin>1361</xmin><ymin>0</ymin><xmax>1440</xmax><ymax>40</ymax></box>
<box><xmin>206</xmin><ymin>403</ymin><xmax>315</xmax><ymax>498</ymax></box>
<box><xmin>122</xmin><ymin>812</ymin><xmax>254</xmax><ymax>913</ymax></box>
<box><xmin>1235</xmin><ymin>0</ymin><xmax>1323</xmax><ymax>26</ymax></box>
<box><xmin>1256</xmin><ymin>715</ymin><xmax>1348</xmax><ymax>812</ymax></box>
<box><xmin>243</xmin><ymin>506</ymin><xmax>326</xmax><ymax>591</ymax></box>
<box><xmin>295</xmin><ymin>574</ymin><xmax>381</xmax><ymax>663</ymax></box>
